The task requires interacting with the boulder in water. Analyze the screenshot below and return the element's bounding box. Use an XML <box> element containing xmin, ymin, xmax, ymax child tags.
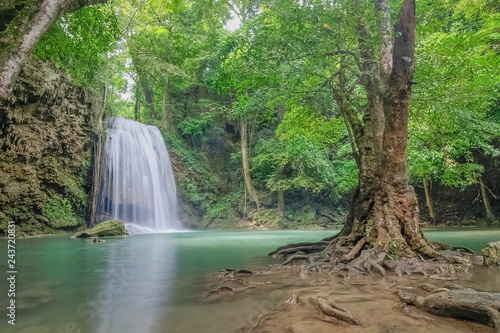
<box><xmin>481</xmin><ymin>241</ymin><xmax>500</xmax><ymax>267</ymax></box>
<box><xmin>72</xmin><ymin>220</ymin><xmax>129</xmax><ymax>238</ymax></box>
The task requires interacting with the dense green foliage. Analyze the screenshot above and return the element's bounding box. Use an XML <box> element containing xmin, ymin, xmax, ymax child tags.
<box><xmin>35</xmin><ymin>4</ymin><xmax>120</xmax><ymax>86</ymax></box>
<box><xmin>32</xmin><ymin>0</ymin><xmax>500</xmax><ymax>227</ymax></box>
<box><xmin>43</xmin><ymin>194</ymin><xmax>81</xmax><ymax>228</ymax></box>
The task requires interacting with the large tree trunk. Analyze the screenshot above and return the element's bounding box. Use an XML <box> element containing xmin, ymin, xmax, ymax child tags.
<box><xmin>337</xmin><ymin>0</ymin><xmax>435</xmax><ymax>257</ymax></box>
<box><xmin>0</xmin><ymin>0</ymin><xmax>108</xmax><ymax>100</ymax></box>
<box><xmin>240</xmin><ymin>120</ymin><xmax>259</xmax><ymax>210</ymax></box>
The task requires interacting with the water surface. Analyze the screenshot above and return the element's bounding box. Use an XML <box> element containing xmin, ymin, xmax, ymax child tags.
<box><xmin>0</xmin><ymin>229</ymin><xmax>499</xmax><ymax>333</ymax></box>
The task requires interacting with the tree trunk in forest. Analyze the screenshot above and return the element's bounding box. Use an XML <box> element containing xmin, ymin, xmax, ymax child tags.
<box><xmin>139</xmin><ymin>76</ymin><xmax>155</xmax><ymax>119</ymax></box>
<box><xmin>134</xmin><ymin>87</ymin><xmax>141</xmax><ymax>121</ymax></box>
<box><xmin>87</xmin><ymin>135</ymin><xmax>104</xmax><ymax>227</ymax></box>
<box><xmin>276</xmin><ymin>106</ymin><xmax>285</xmax><ymax>218</ymax></box>
<box><xmin>240</xmin><ymin>120</ymin><xmax>259</xmax><ymax>210</ymax></box>
<box><xmin>479</xmin><ymin>176</ymin><xmax>496</xmax><ymax>224</ymax></box>
<box><xmin>422</xmin><ymin>177</ymin><xmax>437</xmax><ymax>223</ymax></box>
<box><xmin>162</xmin><ymin>81</ymin><xmax>172</xmax><ymax>129</ymax></box>
<box><xmin>335</xmin><ymin>0</ymin><xmax>435</xmax><ymax>257</ymax></box>
<box><xmin>277</xmin><ymin>167</ymin><xmax>285</xmax><ymax>218</ymax></box>
<box><xmin>277</xmin><ymin>188</ymin><xmax>285</xmax><ymax>217</ymax></box>
<box><xmin>0</xmin><ymin>0</ymin><xmax>108</xmax><ymax>100</ymax></box>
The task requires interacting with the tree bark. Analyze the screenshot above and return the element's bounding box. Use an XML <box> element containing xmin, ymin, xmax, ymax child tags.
<box><xmin>277</xmin><ymin>167</ymin><xmax>285</xmax><ymax>218</ymax></box>
<box><xmin>336</xmin><ymin>0</ymin><xmax>435</xmax><ymax>257</ymax></box>
<box><xmin>0</xmin><ymin>0</ymin><xmax>108</xmax><ymax>100</ymax></box>
<box><xmin>423</xmin><ymin>177</ymin><xmax>437</xmax><ymax>223</ymax></box>
<box><xmin>276</xmin><ymin>106</ymin><xmax>285</xmax><ymax>218</ymax></box>
<box><xmin>162</xmin><ymin>79</ymin><xmax>172</xmax><ymax>129</ymax></box>
<box><xmin>240</xmin><ymin>120</ymin><xmax>259</xmax><ymax>210</ymax></box>
<box><xmin>139</xmin><ymin>75</ymin><xmax>156</xmax><ymax>119</ymax></box>
<box><xmin>134</xmin><ymin>86</ymin><xmax>141</xmax><ymax>121</ymax></box>
<box><xmin>479</xmin><ymin>176</ymin><xmax>496</xmax><ymax>224</ymax></box>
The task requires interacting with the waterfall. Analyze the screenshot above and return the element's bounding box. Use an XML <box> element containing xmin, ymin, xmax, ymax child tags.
<box><xmin>97</xmin><ymin>117</ymin><xmax>182</xmax><ymax>233</ymax></box>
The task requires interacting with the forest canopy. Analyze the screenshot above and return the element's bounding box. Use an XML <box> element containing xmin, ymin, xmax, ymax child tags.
<box><xmin>1</xmin><ymin>0</ymin><xmax>499</xmax><ymax>229</ymax></box>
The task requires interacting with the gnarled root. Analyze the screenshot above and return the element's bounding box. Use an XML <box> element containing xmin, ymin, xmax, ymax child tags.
<box><xmin>269</xmin><ymin>241</ymin><xmax>331</xmax><ymax>257</ymax></box>
<box><xmin>342</xmin><ymin>237</ymin><xmax>367</xmax><ymax>261</ymax></box>
<box><xmin>317</xmin><ymin>297</ymin><xmax>361</xmax><ymax>326</ymax></box>
<box><xmin>217</xmin><ymin>268</ymin><xmax>254</xmax><ymax>278</ymax></box>
<box><xmin>280</xmin><ymin>255</ymin><xmax>310</xmax><ymax>267</ymax></box>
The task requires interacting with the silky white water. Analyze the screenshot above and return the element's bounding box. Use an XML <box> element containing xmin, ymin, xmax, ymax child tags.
<box><xmin>97</xmin><ymin>117</ymin><xmax>182</xmax><ymax>233</ymax></box>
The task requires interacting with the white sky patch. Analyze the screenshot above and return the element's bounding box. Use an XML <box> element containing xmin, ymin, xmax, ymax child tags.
<box><xmin>118</xmin><ymin>56</ymin><xmax>135</xmax><ymax>102</ymax></box>
<box><xmin>225</xmin><ymin>14</ymin><xmax>242</xmax><ymax>31</ymax></box>
<box><xmin>116</xmin><ymin>15</ymin><xmax>242</xmax><ymax>103</ymax></box>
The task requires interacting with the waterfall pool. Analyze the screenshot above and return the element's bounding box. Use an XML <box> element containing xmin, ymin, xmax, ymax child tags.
<box><xmin>1</xmin><ymin>229</ymin><xmax>499</xmax><ymax>333</ymax></box>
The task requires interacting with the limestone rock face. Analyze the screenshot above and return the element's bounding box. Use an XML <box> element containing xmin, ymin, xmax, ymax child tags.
<box><xmin>72</xmin><ymin>220</ymin><xmax>129</xmax><ymax>238</ymax></box>
<box><xmin>0</xmin><ymin>58</ymin><xmax>101</xmax><ymax>236</ymax></box>
<box><xmin>481</xmin><ymin>241</ymin><xmax>500</xmax><ymax>267</ymax></box>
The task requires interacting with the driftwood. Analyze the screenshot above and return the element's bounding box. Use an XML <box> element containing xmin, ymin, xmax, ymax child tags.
<box><xmin>317</xmin><ymin>297</ymin><xmax>361</xmax><ymax>326</ymax></box>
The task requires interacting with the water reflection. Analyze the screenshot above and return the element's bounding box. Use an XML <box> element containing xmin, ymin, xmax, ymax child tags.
<box><xmin>92</xmin><ymin>235</ymin><xmax>177</xmax><ymax>333</ymax></box>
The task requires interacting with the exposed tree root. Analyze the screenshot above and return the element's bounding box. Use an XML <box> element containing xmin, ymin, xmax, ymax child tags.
<box><xmin>398</xmin><ymin>284</ymin><xmax>500</xmax><ymax>332</ymax></box>
<box><xmin>275</xmin><ymin>235</ymin><xmax>474</xmax><ymax>284</ymax></box>
<box><xmin>317</xmin><ymin>297</ymin><xmax>361</xmax><ymax>326</ymax></box>
<box><xmin>246</xmin><ymin>311</ymin><xmax>279</xmax><ymax>333</ymax></box>
<box><xmin>269</xmin><ymin>241</ymin><xmax>331</xmax><ymax>257</ymax></box>
<box><xmin>217</xmin><ymin>268</ymin><xmax>254</xmax><ymax>278</ymax></box>
<box><xmin>201</xmin><ymin>268</ymin><xmax>273</xmax><ymax>302</ymax></box>
<box><xmin>285</xmin><ymin>294</ymin><xmax>300</xmax><ymax>305</ymax></box>
<box><xmin>430</xmin><ymin>241</ymin><xmax>476</xmax><ymax>254</ymax></box>
<box><xmin>342</xmin><ymin>237</ymin><xmax>367</xmax><ymax>260</ymax></box>
<box><xmin>280</xmin><ymin>254</ymin><xmax>309</xmax><ymax>267</ymax></box>
<box><xmin>399</xmin><ymin>304</ymin><xmax>436</xmax><ymax>322</ymax></box>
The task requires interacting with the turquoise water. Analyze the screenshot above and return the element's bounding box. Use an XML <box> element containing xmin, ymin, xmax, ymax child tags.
<box><xmin>0</xmin><ymin>229</ymin><xmax>499</xmax><ymax>333</ymax></box>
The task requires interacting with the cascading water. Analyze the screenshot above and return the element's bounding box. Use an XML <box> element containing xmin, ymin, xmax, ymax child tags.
<box><xmin>97</xmin><ymin>117</ymin><xmax>182</xmax><ymax>233</ymax></box>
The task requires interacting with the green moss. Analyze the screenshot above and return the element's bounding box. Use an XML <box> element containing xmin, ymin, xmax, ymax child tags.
<box><xmin>72</xmin><ymin>220</ymin><xmax>128</xmax><ymax>238</ymax></box>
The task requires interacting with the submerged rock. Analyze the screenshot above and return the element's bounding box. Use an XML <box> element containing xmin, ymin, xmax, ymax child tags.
<box><xmin>72</xmin><ymin>220</ymin><xmax>128</xmax><ymax>238</ymax></box>
<box><xmin>481</xmin><ymin>241</ymin><xmax>500</xmax><ymax>267</ymax></box>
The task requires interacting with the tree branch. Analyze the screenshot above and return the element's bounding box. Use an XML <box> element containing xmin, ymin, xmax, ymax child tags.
<box><xmin>390</xmin><ymin>0</ymin><xmax>416</xmax><ymax>87</ymax></box>
<box><xmin>0</xmin><ymin>0</ymin><xmax>108</xmax><ymax>100</ymax></box>
<box><xmin>374</xmin><ymin>0</ymin><xmax>393</xmax><ymax>81</ymax></box>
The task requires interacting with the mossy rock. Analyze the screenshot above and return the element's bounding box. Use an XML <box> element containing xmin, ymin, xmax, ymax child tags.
<box><xmin>481</xmin><ymin>241</ymin><xmax>500</xmax><ymax>267</ymax></box>
<box><xmin>72</xmin><ymin>220</ymin><xmax>129</xmax><ymax>238</ymax></box>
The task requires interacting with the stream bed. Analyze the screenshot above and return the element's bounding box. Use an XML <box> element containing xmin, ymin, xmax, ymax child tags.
<box><xmin>1</xmin><ymin>229</ymin><xmax>499</xmax><ymax>333</ymax></box>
